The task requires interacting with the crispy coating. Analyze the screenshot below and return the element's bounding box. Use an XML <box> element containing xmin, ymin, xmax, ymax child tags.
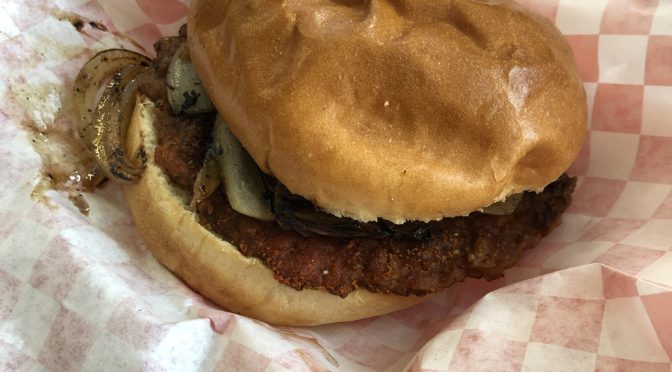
<box><xmin>197</xmin><ymin>176</ymin><xmax>574</xmax><ymax>297</ymax></box>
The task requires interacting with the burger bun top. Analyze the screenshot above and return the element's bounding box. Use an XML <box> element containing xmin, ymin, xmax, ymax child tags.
<box><xmin>188</xmin><ymin>0</ymin><xmax>587</xmax><ymax>223</ymax></box>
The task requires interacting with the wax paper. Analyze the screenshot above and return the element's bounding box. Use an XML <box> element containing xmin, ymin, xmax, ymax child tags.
<box><xmin>0</xmin><ymin>0</ymin><xmax>671</xmax><ymax>371</ymax></box>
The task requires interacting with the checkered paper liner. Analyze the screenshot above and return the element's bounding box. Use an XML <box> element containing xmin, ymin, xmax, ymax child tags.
<box><xmin>0</xmin><ymin>0</ymin><xmax>671</xmax><ymax>370</ymax></box>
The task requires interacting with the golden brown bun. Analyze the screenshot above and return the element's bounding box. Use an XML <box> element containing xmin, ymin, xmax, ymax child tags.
<box><xmin>123</xmin><ymin>98</ymin><xmax>426</xmax><ymax>326</ymax></box>
<box><xmin>188</xmin><ymin>0</ymin><xmax>587</xmax><ymax>223</ymax></box>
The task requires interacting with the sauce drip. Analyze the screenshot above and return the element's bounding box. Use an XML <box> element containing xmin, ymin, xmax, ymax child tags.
<box><xmin>24</xmin><ymin>113</ymin><xmax>98</xmax><ymax>216</ymax></box>
<box><xmin>19</xmin><ymin>9</ymin><xmax>151</xmax><ymax>215</ymax></box>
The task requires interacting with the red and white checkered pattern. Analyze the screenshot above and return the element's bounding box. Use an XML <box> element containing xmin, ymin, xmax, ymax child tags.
<box><xmin>0</xmin><ymin>0</ymin><xmax>671</xmax><ymax>370</ymax></box>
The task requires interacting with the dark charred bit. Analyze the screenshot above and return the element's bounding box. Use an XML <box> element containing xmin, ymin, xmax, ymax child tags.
<box><xmin>181</xmin><ymin>90</ymin><xmax>201</xmax><ymax>112</ymax></box>
<box><xmin>109</xmin><ymin>166</ymin><xmax>133</xmax><ymax>182</ymax></box>
<box><xmin>66</xmin><ymin>13</ymin><xmax>107</xmax><ymax>33</ymax></box>
<box><xmin>71</xmin><ymin>18</ymin><xmax>84</xmax><ymax>32</ymax></box>
<box><xmin>89</xmin><ymin>21</ymin><xmax>108</xmax><ymax>31</ymax></box>
<box><xmin>136</xmin><ymin>147</ymin><xmax>148</xmax><ymax>164</ymax></box>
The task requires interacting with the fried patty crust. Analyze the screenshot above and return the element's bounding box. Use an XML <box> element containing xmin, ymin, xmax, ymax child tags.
<box><xmin>197</xmin><ymin>176</ymin><xmax>574</xmax><ymax>297</ymax></box>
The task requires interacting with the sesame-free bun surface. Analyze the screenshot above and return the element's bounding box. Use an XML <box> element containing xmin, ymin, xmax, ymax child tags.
<box><xmin>188</xmin><ymin>0</ymin><xmax>587</xmax><ymax>223</ymax></box>
<box><xmin>124</xmin><ymin>99</ymin><xmax>425</xmax><ymax>326</ymax></box>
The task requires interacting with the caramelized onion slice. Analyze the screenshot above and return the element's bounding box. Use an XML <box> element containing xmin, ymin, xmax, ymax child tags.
<box><xmin>167</xmin><ymin>42</ymin><xmax>215</xmax><ymax>115</ymax></box>
<box><xmin>91</xmin><ymin>66</ymin><xmax>147</xmax><ymax>182</ymax></box>
<box><xmin>213</xmin><ymin>116</ymin><xmax>273</xmax><ymax>221</ymax></box>
<box><xmin>73</xmin><ymin>49</ymin><xmax>150</xmax><ymax>148</ymax></box>
<box><xmin>481</xmin><ymin>193</ymin><xmax>522</xmax><ymax>215</ymax></box>
<box><xmin>190</xmin><ymin>149</ymin><xmax>221</xmax><ymax>209</ymax></box>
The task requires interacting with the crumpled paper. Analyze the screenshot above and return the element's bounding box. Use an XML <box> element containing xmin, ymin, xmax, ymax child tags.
<box><xmin>1</xmin><ymin>0</ymin><xmax>671</xmax><ymax>370</ymax></box>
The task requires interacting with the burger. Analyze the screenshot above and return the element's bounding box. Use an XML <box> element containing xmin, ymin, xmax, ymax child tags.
<box><xmin>73</xmin><ymin>0</ymin><xmax>587</xmax><ymax>325</ymax></box>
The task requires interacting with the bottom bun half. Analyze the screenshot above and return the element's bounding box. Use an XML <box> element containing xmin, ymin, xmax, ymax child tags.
<box><xmin>123</xmin><ymin>98</ymin><xmax>426</xmax><ymax>326</ymax></box>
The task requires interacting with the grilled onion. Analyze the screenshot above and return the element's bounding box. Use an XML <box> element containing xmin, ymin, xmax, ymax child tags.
<box><xmin>213</xmin><ymin>116</ymin><xmax>273</xmax><ymax>221</ymax></box>
<box><xmin>190</xmin><ymin>148</ymin><xmax>221</xmax><ymax>209</ymax></box>
<box><xmin>167</xmin><ymin>42</ymin><xmax>215</xmax><ymax>115</ymax></box>
<box><xmin>73</xmin><ymin>50</ymin><xmax>150</xmax><ymax>147</ymax></box>
<box><xmin>74</xmin><ymin>50</ymin><xmax>150</xmax><ymax>182</ymax></box>
<box><xmin>481</xmin><ymin>193</ymin><xmax>522</xmax><ymax>215</ymax></box>
<box><xmin>91</xmin><ymin>67</ymin><xmax>146</xmax><ymax>181</ymax></box>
